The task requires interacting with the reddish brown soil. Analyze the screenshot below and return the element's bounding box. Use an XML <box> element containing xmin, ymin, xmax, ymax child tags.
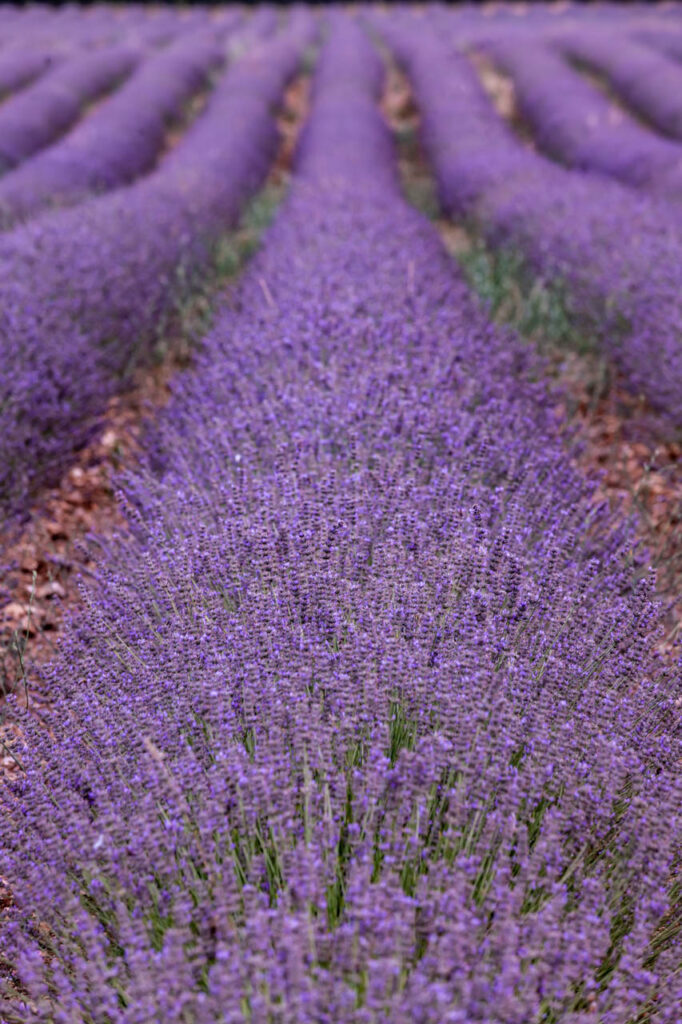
<box><xmin>470</xmin><ymin>50</ymin><xmax>520</xmax><ymax>123</ymax></box>
<box><xmin>559</xmin><ymin>366</ymin><xmax>682</xmax><ymax>656</ymax></box>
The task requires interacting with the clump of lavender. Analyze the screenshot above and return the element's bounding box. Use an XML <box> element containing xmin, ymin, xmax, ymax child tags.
<box><xmin>555</xmin><ymin>30</ymin><xmax>682</xmax><ymax>142</ymax></box>
<box><xmin>0</xmin><ymin>14</ymin><xmax>315</xmax><ymax>518</ymax></box>
<box><xmin>0</xmin><ymin>49</ymin><xmax>57</xmax><ymax>101</ymax></box>
<box><xmin>480</xmin><ymin>35</ymin><xmax>682</xmax><ymax>202</ymax></box>
<box><xmin>0</xmin><ymin>30</ymin><xmax>226</xmax><ymax>228</ymax></box>
<box><xmin>1</xmin><ymin>17</ymin><xmax>680</xmax><ymax>1024</ymax></box>
<box><xmin>381</xmin><ymin>12</ymin><xmax>682</xmax><ymax>431</ymax></box>
<box><xmin>0</xmin><ymin>45</ymin><xmax>139</xmax><ymax>174</ymax></box>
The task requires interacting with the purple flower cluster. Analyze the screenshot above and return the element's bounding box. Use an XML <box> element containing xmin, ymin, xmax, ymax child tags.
<box><xmin>481</xmin><ymin>36</ymin><xmax>682</xmax><ymax>201</ymax></box>
<box><xmin>1</xmin><ymin>18</ymin><xmax>679</xmax><ymax>1023</ymax></box>
<box><xmin>0</xmin><ymin>17</ymin><xmax>314</xmax><ymax>517</ymax></box>
<box><xmin>555</xmin><ymin>30</ymin><xmax>682</xmax><ymax>141</ymax></box>
<box><xmin>0</xmin><ymin>31</ymin><xmax>226</xmax><ymax>228</ymax></box>
<box><xmin>382</xmin><ymin>15</ymin><xmax>682</xmax><ymax>429</ymax></box>
<box><xmin>0</xmin><ymin>46</ymin><xmax>140</xmax><ymax>174</ymax></box>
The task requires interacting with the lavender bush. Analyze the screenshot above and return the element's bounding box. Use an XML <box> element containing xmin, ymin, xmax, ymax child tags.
<box><xmin>0</xmin><ymin>18</ymin><xmax>314</xmax><ymax>517</ymax></box>
<box><xmin>481</xmin><ymin>36</ymin><xmax>682</xmax><ymax>202</ymax></box>
<box><xmin>0</xmin><ymin>46</ymin><xmax>140</xmax><ymax>174</ymax></box>
<box><xmin>635</xmin><ymin>27</ymin><xmax>682</xmax><ymax>65</ymax></box>
<box><xmin>0</xmin><ymin>49</ymin><xmax>58</xmax><ymax>100</ymax></box>
<box><xmin>1</xmin><ymin>18</ymin><xmax>679</xmax><ymax>1024</ymax></box>
<box><xmin>382</xmin><ymin>15</ymin><xmax>682</xmax><ymax>431</ymax></box>
<box><xmin>0</xmin><ymin>31</ymin><xmax>225</xmax><ymax>228</ymax></box>
<box><xmin>555</xmin><ymin>31</ymin><xmax>682</xmax><ymax>141</ymax></box>
<box><xmin>0</xmin><ymin>8</ymin><xmax>119</xmax><ymax>51</ymax></box>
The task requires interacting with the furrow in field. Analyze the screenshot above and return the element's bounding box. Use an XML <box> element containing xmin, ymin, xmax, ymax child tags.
<box><xmin>380</xmin><ymin>54</ymin><xmax>682</xmax><ymax>659</ymax></box>
<box><xmin>0</xmin><ymin>50</ymin><xmax>59</xmax><ymax>101</ymax></box>
<box><xmin>0</xmin><ymin>30</ymin><xmax>230</xmax><ymax>229</ymax></box>
<box><xmin>555</xmin><ymin>30</ymin><xmax>682</xmax><ymax>142</ymax></box>
<box><xmin>0</xmin><ymin>70</ymin><xmax>311</xmax><ymax>708</ymax></box>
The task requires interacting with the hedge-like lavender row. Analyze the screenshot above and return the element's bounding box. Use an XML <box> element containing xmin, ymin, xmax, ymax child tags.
<box><xmin>383</xmin><ymin>17</ymin><xmax>682</xmax><ymax>430</ymax></box>
<box><xmin>2</xmin><ymin>18</ymin><xmax>679</xmax><ymax>1023</ymax></box>
<box><xmin>0</xmin><ymin>48</ymin><xmax>57</xmax><ymax>100</ymax></box>
<box><xmin>0</xmin><ymin>32</ymin><xmax>225</xmax><ymax>229</ymax></box>
<box><xmin>554</xmin><ymin>31</ymin><xmax>682</xmax><ymax>141</ymax></box>
<box><xmin>0</xmin><ymin>18</ymin><xmax>314</xmax><ymax>518</ymax></box>
<box><xmin>635</xmin><ymin>27</ymin><xmax>682</xmax><ymax>64</ymax></box>
<box><xmin>481</xmin><ymin>36</ymin><xmax>682</xmax><ymax>202</ymax></box>
<box><xmin>0</xmin><ymin>46</ymin><xmax>140</xmax><ymax>174</ymax></box>
<box><xmin>0</xmin><ymin>10</ymin><xmax>112</xmax><ymax>50</ymax></box>
<box><xmin>0</xmin><ymin>5</ymin><xmax>192</xmax><ymax>52</ymax></box>
<box><xmin>422</xmin><ymin>4</ymin><xmax>648</xmax><ymax>56</ymax></box>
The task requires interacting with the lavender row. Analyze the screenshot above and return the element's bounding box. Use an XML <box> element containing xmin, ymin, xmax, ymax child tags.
<box><xmin>423</xmin><ymin>4</ymin><xmax>658</xmax><ymax>54</ymax></box>
<box><xmin>0</xmin><ymin>48</ymin><xmax>57</xmax><ymax>100</ymax></box>
<box><xmin>0</xmin><ymin>5</ymin><xmax>199</xmax><ymax>52</ymax></box>
<box><xmin>635</xmin><ymin>26</ymin><xmax>682</xmax><ymax>63</ymax></box>
<box><xmin>0</xmin><ymin>31</ymin><xmax>225</xmax><ymax>229</ymax></box>
<box><xmin>480</xmin><ymin>35</ymin><xmax>682</xmax><ymax>201</ymax></box>
<box><xmin>0</xmin><ymin>18</ymin><xmax>314</xmax><ymax>517</ymax></box>
<box><xmin>554</xmin><ymin>30</ymin><xmax>682</xmax><ymax>141</ymax></box>
<box><xmin>382</xmin><ymin>16</ymin><xmax>682</xmax><ymax>430</ymax></box>
<box><xmin>2</xmin><ymin>18</ymin><xmax>679</xmax><ymax>1023</ymax></box>
<box><xmin>0</xmin><ymin>45</ymin><xmax>140</xmax><ymax>174</ymax></box>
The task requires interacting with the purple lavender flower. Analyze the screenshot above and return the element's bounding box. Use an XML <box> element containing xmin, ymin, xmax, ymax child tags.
<box><xmin>1</xmin><ymin>17</ymin><xmax>679</xmax><ymax>1024</ymax></box>
<box><xmin>0</xmin><ymin>48</ymin><xmax>58</xmax><ymax>100</ymax></box>
<box><xmin>481</xmin><ymin>36</ymin><xmax>682</xmax><ymax>201</ymax></box>
<box><xmin>556</xmin><ymin>30</ymin><xmax>682</xmax><ymax>142</ymax></box>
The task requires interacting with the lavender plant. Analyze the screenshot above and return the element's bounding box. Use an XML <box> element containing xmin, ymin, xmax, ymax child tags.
<box><xmin>0</xmin><ymin>49</ymin><xmax>58</xmax><ymax>101</ymax></box>
<box><xmin>382</xmin><ymin>15</ymin><xmax>682</xmax><ymax>431</ymax></box>
<box><xmin>635</xmin><ymin>28</ymin><xmax>682</xmax><ymax>65</ymax></box>
<box><xmin>555</xmin><ymin>31</ymin><xmax>682</xmax><ymax>141</ymax></box>
<box><xmin>480</xmin><ymin>37</ymin><xmax>682</xmax><ymax>202</ymax></box>
<box><xmin>0</xmin><ymin>46</ymin><xmax>140</xmax><ymax>174</ymax></box>
<box><xmin>0</xmin><ymin>31</ymin><xmax>226</xmax><ymax>229</ymax></box>
<box><xmin>0</xmin><ymin>17</ymin><xmax>315</xmax><ymax>518</ymax></box>
<box><xmin>1</xmin><ymin>18</ymin><xmax>679</xmax><ymax>1024</ymax></box>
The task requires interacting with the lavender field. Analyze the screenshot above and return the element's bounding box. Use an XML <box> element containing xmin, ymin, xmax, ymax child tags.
<box><xmin>0</xmin><ymin>4</ymin><xmax>681</xmax><ymax>1022</ymax></box>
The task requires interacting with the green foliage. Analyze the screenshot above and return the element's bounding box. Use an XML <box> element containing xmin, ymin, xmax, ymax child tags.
<box><xmin>387</xmin><ymin>699</ymin><xmax>417</xmax><ymax>766</ymax></box>
<box><xmin>394</xmin><ymin>122</ymin><xmax>440</xmax><ymax>220</ymax></box>
<box><xmin>456</xmin><ymin>240</ymin><xmax>596</xmax><ymax>355</ymax></box>
<box><xmin>215</xmin><ymin>184</ymin><xmax>287</xmax><ymax>279</ymax></box>
<box><xmin>153</xmin><ymin>183</ymin><xmax>288</xmax><ymax>365</ymax></box>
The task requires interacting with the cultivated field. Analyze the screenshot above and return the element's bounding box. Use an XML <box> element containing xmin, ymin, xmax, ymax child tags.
<box><xmin>0</xmin><ymin>4</ymin><xmax>680</xmax><ymax>1022</ymax></box>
